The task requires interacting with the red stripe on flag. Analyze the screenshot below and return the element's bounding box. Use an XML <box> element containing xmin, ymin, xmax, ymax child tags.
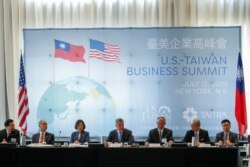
<box><xmin>235</xmin><ymin>89</ymin><xmax>247</xmax><ymax>136</ymax></box>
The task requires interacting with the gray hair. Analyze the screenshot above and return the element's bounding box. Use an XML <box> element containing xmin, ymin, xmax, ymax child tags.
<box><xmin>115</xmin><ymin>118</ymin><xmax>124</xmax><ymax>125</ymax></box>
<box><xmin>191</xmin><ymin>119</ymin><xmax>200</xmax><ymax>126</ymax></box>
<box><xmin>157</xmin><ymin>116</ymin><xmax>166</xmax><ymax>124</ymax></box>
<box><xmin>38</xmin><ymin>119</ymin><xmax>47</xmax><ymax>126</ymax></box>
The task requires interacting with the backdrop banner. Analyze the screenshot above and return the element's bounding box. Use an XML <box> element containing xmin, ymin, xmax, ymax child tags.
<box><xmin>24</xmin><ymin>27</ymin><xmax>241</xmax><ymax>137</ymax></box>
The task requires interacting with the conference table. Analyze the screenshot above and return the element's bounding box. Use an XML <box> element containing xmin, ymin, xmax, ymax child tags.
<box><xmin>0</xmin><ymin>146</ymin><xmax>238</xmax><ymax>167</ymax></box>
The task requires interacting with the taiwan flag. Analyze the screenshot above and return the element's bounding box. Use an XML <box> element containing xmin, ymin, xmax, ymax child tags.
<box><xmin>235</xmin><ymin>52</ymin><xmax>247</xmax><ymax>136</ymax></box>
<box><xmin>54</xmin><ymin>39</ymin><xmax>85</xmax><ymax>63</ymax></box>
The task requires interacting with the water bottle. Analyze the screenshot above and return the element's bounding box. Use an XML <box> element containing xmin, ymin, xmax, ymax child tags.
<box><xmin>191</xmin><ymin>136</ymin><xmax>196</xmax><ymax>146</ymax></box>
<box><xmin>20</xmin><ymin>134</ymin><xmax>26</xmax><ymax>146</ymax></box>
<box><xmin>101</xmin><ymin>136</ymin><xmax>106</xmax><ymax>145</ymax></box>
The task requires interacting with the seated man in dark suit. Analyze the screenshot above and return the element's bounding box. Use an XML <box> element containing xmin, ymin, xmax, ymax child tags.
<box><xmin>182</xmin><ymin>119</ymin><xmax>210</xmax><ymax>145</ymax></box>
<box><xmin>106</xmin><ymin>118</ymin><xmax>134</xmax><ymax>145</ymax></box>
<box><xmin>145</xmin><ymin>116</ymin><xmax>174</xmax><ymax>145</ymax></box>
<box><xmin>0</xmin><ymin>119</ymin><xmax>20</xmax><ymax>144</ymax></box>
<box><xmin>32</xmin><ymin>119</ymin><xmax>55</xmax><ymax>144</ymax></box>
<box><xmin>215</xmin><ymin>119</ymin><xmax>238</xmax><ymax>146</ymax></box>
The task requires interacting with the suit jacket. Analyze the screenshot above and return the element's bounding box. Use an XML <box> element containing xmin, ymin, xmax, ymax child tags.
<box><xmin>70</xmin><ymin>131</ymin><xmax>90</xmax><ymax>144</ymax></box>
<box><xmin>106</xmin><ymin>128</ymin><xmax>134</xmax><ymax>144</ymax></box>
<box><xmin>32</xmin><ymin>132</ymin><xmax>55</xmax><ymax>144</ymax></box>
<box><xmin>146</xmin><ymin>128</ymin><xmax>174</xmax><ymax>143</ymax></box>
<box><xmin>0</xmin><ymin>129</ymin><xmax>20</xmax><ymax>144</ymax></box>
<box><xmin>215</xmin><ymin>131</ymin><xmax>238</xmax><ymax>145</ymax></box>
<box><xmin>182</xmin><ymin>129</ymin><xmax>210</xmax><ymax>143</ymax></box>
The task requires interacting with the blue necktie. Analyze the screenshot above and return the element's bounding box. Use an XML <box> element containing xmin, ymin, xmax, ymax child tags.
<box><xmin>159</xmin><ymin>130</ymin><xmax>162</xmax><ymax>142</ymax></box>
<box><xmin>118</xmin><ymin>132</ymin><xmax>122</xmax><ymax>142</ymax></box>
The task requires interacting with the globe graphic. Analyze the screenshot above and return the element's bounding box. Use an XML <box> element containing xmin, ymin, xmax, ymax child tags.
<box><xmin>37</xmin><ymin>76</ymin><xmax>116</xmax><ymax>137</ymax></box>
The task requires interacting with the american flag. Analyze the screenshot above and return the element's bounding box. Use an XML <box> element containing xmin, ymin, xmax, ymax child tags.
<box><xmin>89</xmin><ymin>39</ymin><xmax>121</xmax><ymax>63</ymax></box>
<box><xmin>18</xmin><ymin>55</ymin><xmax>29</xmax><ymax>134</ymax></box>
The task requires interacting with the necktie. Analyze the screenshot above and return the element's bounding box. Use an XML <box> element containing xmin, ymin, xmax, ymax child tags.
<box><xmin>118</xmin><ymin>132</ymin><xmax>122</xmax><ymax>142</ymax></box>
<box><xmin>195</xmin><ymin>132</ymin><xmax>198</xmax><ymax>143</ymax></box>
<box><xmin>40</xmin><ymin>133</ymin><xmax>44</xmax><ymax>143</ymax></box>
<box><xmin>224</xmin><ymin>133</ymin><xmax>229</xmax><ymax>141</ymax></box>
<box><xmin>159</xmin><ymin>130</ymin><xmax>162</xmax><ymax>142</ymax></box>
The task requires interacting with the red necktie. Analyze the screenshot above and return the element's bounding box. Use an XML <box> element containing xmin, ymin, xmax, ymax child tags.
<box><xmin>224</xmin><ymin>133</ymin><xmax>229</xmax><ymax>141</ymax></box>
<box><xmin>40</xmin><ymin>133</ymin><xmax>44</xmax><ymax>143</ymax></box>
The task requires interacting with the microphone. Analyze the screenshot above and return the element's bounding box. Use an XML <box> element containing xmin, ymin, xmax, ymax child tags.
<box><xmin>59</xmin><ymin>131</ymin><xmax>62</xmax><ymax>137</ymax></box>
<box><xmin>20</xmin><ymin>129</ymin><xmax>23</xmax><ymax>136</ymax></box>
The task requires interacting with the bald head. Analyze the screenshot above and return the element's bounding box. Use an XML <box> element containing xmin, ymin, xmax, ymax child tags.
<box><xmin>157</xmin><ymin>116</ymin><xmax>166</xmax><ymax>130</ymax></box>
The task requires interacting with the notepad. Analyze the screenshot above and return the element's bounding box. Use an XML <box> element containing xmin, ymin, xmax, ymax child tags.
<box><xmin>148</xmin><ymin>143</ymin><xmax>161</xmax><ymax>147</ymax></box>
<box><xmin>108</xmin><ymin>143</ymin><xmax>122</xmax><ymax>148</ymax></box>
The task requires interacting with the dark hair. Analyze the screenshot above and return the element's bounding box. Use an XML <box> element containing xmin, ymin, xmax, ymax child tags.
<box><xmin>75</xmin><ymin>119</ymin><xmax>85</xmax><ymax>130</ymax></box>
<box><xmin>221</xmin><ymin>119</ymin><xmax>231</xmax><ymax>125</ymax></box>
<box><xmin>4</xmin><ymin>119</ymin><xmax>14</xmax><ymax>127</ymax></box>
